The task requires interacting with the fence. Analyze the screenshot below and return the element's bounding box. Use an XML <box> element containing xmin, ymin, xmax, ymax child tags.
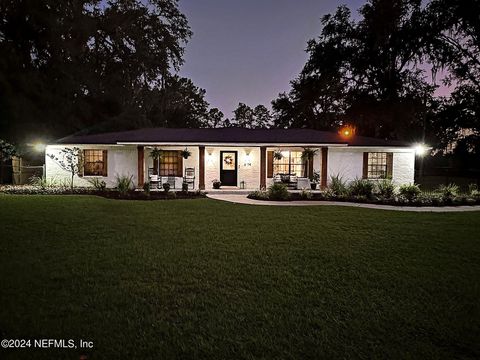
<box><xmin>0</xmin><ymin>157</ymin><xmax>45</xmax><ymax>185</ymax></box>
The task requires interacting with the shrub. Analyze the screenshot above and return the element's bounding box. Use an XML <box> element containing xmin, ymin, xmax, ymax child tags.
<box><xmin>143</xmin><ymin>182</ymin><xmax>150</xmax><ymax>195</ymax></box>
<box><xmin>247</xmin><ymin>190</ymin><xmax>269</xmax><ymax>200</ymax></box>
<box><xmin>163</xmin><ymin>182</ymin><xmax>171</xmax><ymax>192</ymax></box>
<box><xmin>182</xmin><ymin>182</ymin><xmax>189</xmax><ymax>192</ymax></box>
<box><xmin>468</xmin><ymin>183</ymin><xmax>478</xmax><ymax>196</ymax></box>
<box><xmin>438</xmin><ymin>183</ymin><xmax>459</xmax><ymax>201</ymax></box>
<box><xmin>376</xmin><ymin>179</ymin><xmax>395</xmax><ymax>199</ymax></box>
<box><xmin>328</xmin><ymin>175</ymin><xmax>347</xmax><ymax>196</ymax></box>
<box><xmin>115</xmin><ymin>174</ymin><xmax>134</xmax><ymax>195</ymax></box>
<box><xmin>87</xmin><ymin>177</ymin><xmax>107</xmax><ymax>191</ymax></box>
<box><xmin>300</xmin><ymin>189</ymin><xmax>313</xmax><ymax>200</ymax></box>
<box><xmin>398</xmin><ymin>184</ymin><xmax>421</xmax><ymax>201</ymax></box>
<box><xmin>29</xmin><ymin>175</ymin><xmax>55</xmax><ymax>189</ymax></box>
<box><xmin>348</xmin><ymin>178</ymin><xmax>374</xmax><ymax>198</ymax></box>
<box><xmin>268</xmin><ymin>183</ymin><xmax>290</xmax><ymax>201</ymax></box>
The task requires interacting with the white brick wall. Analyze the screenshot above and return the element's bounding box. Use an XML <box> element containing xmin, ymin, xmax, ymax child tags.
<box><xmin>45</xmin><ymin>144</ymin><xmax>416</xmax><ymax>190</ymax></box>
<box><xmin>45</xmin><ymin>145</ymin><xmax>138</xmax><ymax>188</ymax></box>
<box><xmin>327</xmin><ymin>147</ymin><xmax>415</xmax><ymax>184</ymax></box>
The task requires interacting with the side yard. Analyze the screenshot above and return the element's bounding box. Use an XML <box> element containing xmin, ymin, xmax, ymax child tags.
<box><xmin>0</xmin><ymin>195</ymin><xmax>479</xmax><ymax>359</ymax></box>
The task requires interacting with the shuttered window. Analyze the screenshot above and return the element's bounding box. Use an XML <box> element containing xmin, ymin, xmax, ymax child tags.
<box><xmin>83</xmin><ymin>150</ymin><xmax>107</xmax><ymax>176</ymax></box>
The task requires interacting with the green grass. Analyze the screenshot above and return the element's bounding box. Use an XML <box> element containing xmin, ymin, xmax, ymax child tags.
<box><xmin>0</xmin><ymin>195</ymin><xmax>479</xmax><ymax>359</ymax></box>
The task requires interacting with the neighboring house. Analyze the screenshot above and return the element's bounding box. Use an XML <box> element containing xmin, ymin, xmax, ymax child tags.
<box><xmin>45</xmin><ymin>127</ymin><xmax>416</xmax><ymax>190</ymax></box>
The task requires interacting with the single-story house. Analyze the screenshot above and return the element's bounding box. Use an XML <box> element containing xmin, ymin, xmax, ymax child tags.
<box><xmin>45</xmin><ymin>127</ymin><xmax>416</xmax><ymax>190</ymax></box>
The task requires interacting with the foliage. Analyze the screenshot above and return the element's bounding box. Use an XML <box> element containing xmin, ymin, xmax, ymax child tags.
<box><xmin>143</xmin><ymin>182</ymin><xmax>151</xmax><ymax>195</ymax></box>
<box><xmin>267</xmin><ymin>183</ymin><xmax>290</xmax><ymax>201</ymax></box>
<box><xmin>0</xmin><ymin>0</ymin><xmax>225</xmax><ymax>141</ymax></box>
<box><xmin>312</xmin><ymin>171</ymin><xmax>321</xmax><ymax>184</ymax></box>
<box><xmin>87</xmin><ymin>177</ymin><xmax>107</xmax><ymax>191</ymax></box>
<box><xmin>150</xmin><ymin>148</ymin><xmax>162</xmax><ymax>160</ymax></box>
<box><xmin>47</xmin><ymin>147</ymin><xmax>83</xmax><ymax>191</ymax></box>
<box><xmin>180</xmin><ymin>148</ymin><xmax>191</xmax><ymax>159</ymax></box>
<box><xmin>273</xmin><ymin>150</ymin><xmax>283</xmax><ymax>161</ymax></box>
<box><xmin>212</xmin><ymin>179</ymin><xmax>221</xmax><ymax>189</ymax></box>
<box><xmin>376</xmin><ymin>179</ymin><xmax>396</xmax><ymax>199</ymax></box>
<box><xmin>348</xmin><ymin>179</ymin><xmax>374</xmax><ymax>198</ymax></box>
<box><xmin>247</xmin><ymin>190</ymin><xmax>269</xmax><ymax>200</ymax></box>
<box><xmin>163</xmin><ymin>182</ymin><xmax>171</xmax><ymax>192</ymax></box>
<box><xmin>328</xmin><ymin>175</ymin><xmax>348</xmax><ymax>196</ymax></box>
<box><xmin>437</xmin><ymin>183</ymin><xmax>459</xmax><ymax>201</ymax></box>
<box><xmin>0</xmin><ymin>139</ymin><xmax>16</xmax><ymax>162</ymax></box>
<box><xmin>225</xmin><ymin>103</ymin><xmax>272</xmax><ymax>129</ymax></box>
<box><xmin>300</xmin><ymin>189</ymin><xmax>313</xmax><ymax>200</ymax></box>
<box><xmin>398</xmin><ymin>184</ymin><xmax>421</xmax><ymax>201</ymax></box>
<box><xmin>115</xmin><ymin>174</ymin><xmax>134</xmax><ymax>195</ymax></box>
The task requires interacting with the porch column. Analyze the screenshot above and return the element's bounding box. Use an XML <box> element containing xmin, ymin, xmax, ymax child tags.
<box><xmin>199</xmin><ymin>146</ymin><xmax>205</xmax><ymax>190</ymax></box>
<box><xmin>321</xmin><ymin>147</ymin><xmax>328</xmax><ymax>189</ymax></box>
<box><xmin>260</xmin><ymin>146</ymin><xmax>266</xmax><ymax>189</ymax></box>
<box><xmin>137</xmin><ymin>145</ymin><xmax>145</xmax><ymax>188</ymax></box>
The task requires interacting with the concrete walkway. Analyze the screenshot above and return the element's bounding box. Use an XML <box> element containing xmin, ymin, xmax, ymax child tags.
<box><xmin>206</xmin><ymin>194</ymin><xmax>480</xmax><ymax>212</ymax></box>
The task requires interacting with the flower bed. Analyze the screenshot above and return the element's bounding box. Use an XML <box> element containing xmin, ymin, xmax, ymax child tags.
<box><xmin>0</xmin><ymin>185</ymin><xmax>206</xmax><ymax>200</ymax></box>
<box><xmin>248</xmin><ymin>181</ymin><xmax>480</xmax><ymax>207</ymax></box>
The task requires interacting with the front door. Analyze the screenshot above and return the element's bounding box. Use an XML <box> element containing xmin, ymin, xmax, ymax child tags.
<box><xmin>220</xmin><ymin>151</ymin><xmax>237</xmax><ymax>186</ymax></box>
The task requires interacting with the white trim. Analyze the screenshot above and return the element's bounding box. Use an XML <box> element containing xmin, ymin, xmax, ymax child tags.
<box><xmin>117</xmin><ymin>142</ymin><xmax>348</xmax><ymax>147</ymax></box>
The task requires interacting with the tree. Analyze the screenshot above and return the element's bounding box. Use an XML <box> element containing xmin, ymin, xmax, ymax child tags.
<box><xmin>230</xmin><ymin>103</ymin><xmax>272</xmax><ymax>129</ymax></box>
<box><xmin>0</xmin><ymin>0</ymin><xmax>204</xmax><ymax>141</ymax></box>
<box><xmin>0</xmin><ymin>139</ymin><xmax>17</xmax><ymax>184</ymax></box>
<box><xmin>272</xmin><ymin>1</ymin><xmax>434</xmax><ymax>141</ymax></box>
<box><xmin>47</xmin><ymin>147</ymin><xmax>83</xmax><ymax>191</ymax></box>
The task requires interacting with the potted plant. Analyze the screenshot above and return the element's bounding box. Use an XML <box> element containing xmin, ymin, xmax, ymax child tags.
<box><xmin>212</xmin><ymin>179</ymin><xmax>221</xmax><ymax>189</ymax></box>
<box><xmin>150</xmin><ymin>147</ymin><xmax>162</xmax><ymax>174</ymax></box>
<box><xmin>273</xmin><ymin>150</ymin><xmax>283</xmax><ymax>161</ymax></box>
<box><xmin>181</xmin><ymin>147</ymin><xmax>191</xmax><ymax>159</ymax></box>
<box><xmin>301</xmin><ymin>148</ymin><xmax>318</xmax><ymax>179</ymax></box>
<box><xmin>311</xmin><ymin>171</ymin><xmax>320</xmax><ymax>190</ymax></box>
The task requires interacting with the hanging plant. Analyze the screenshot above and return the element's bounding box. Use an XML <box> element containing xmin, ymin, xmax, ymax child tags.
<box><xmin>273</xmin><ymin>150</ymin><xmax>283</xmax><ymax>161</ymax></box>
<box><xmin>181</xmin><ymin>147</ymin><xmax>192</xmax><ymax>159</ymax></box>
<box><xmin>150</xmin><ymin>147</ymin><xmax>162</xmax><ymax>160</ymax></box>
<box><xmin>301</xmin><ymin>148</ymin><xmax>318</xmax><ymax>162</ymax></box>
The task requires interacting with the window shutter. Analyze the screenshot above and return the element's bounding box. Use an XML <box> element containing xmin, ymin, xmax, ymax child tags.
<box><xmin>102</xmin><ymin>150</ymin><xmax>108</xmax><ymax>176</ymax></box>
<box><xmin>178</xmin><ymin>152</ymin><xmax>183</xmax><ymax>177</ymax></box>
<box><xmin>267</xmin><ymin>151</ymin><xmax>273</xmax><ymax>178</ymax></box>
<box><xmin>362</xmin><ymin>152</ymin><xmax>369</xmax><ymax>179</ymax></box>
<box><xmin>78</xmin><ymin>150</ymin><xmax>84</xmax><ymax>177</ymax></box>
<box><xmin>386</xmin><ymin>153</ymin><xmax>393</xmax><ymax>178</ymax></box>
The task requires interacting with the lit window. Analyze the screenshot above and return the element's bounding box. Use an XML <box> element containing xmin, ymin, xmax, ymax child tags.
<box><xmin>159</xmin><ymin>151</ymin><xmax>182</xmax><ymax>177</ymax></box>
<box><xmin>367</xmin><ymin>152</ymin><xmax>389</xmax><ymax>179</ymax></box>
<box><xmin>83</xmin><ymin>150</ymin><xmax>107</xmax><ymax>176</ymax></box>
<box><xmin>273</xmin><ymin>151</ymin><xmax>304</xmax><ymax>177</ymax></box>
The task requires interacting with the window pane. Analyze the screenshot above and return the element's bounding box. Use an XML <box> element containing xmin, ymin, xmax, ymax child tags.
<box><xmin>84</xmin><ymin>150</ymin><xmax>105</xmax><ymax>176</ymax></box>
<box><xmin>160</xmin><ymin>151</ymin><xmax>182</xmax><ymax>176</ymax></box>
<box><xmin>367</xmin><ymin>152</ymin><xmax>388</xmax><ymax>179</ymax></box>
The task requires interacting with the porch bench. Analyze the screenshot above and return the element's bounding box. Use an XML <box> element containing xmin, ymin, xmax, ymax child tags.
<box><xmin>273</xmin><ymin>173</ymin><xmax>298</xmax><ymax>189</ymax></box>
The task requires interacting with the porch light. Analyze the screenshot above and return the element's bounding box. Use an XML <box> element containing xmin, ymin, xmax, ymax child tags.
<box><xmin>243</xmin><ymin>150</ymin><xmax>252</xmax><ymax>166</ymax></box>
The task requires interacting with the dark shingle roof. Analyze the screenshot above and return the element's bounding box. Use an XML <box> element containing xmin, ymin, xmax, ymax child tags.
<box><xmin>55</xmin><ymin>127</ymin><xmax>409</xmax><ymax>147</ymax></box>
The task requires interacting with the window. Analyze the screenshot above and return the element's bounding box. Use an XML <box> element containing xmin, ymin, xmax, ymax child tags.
<box><xmin>273</xmin><ymin>151</ymin><xmax>304</xmax><ymax>177</ymax></box>
<box><xmin>83</xmin><ymin>150</ymin><xmax>107</xmax><ymax>176</ymax></box>
<box><xmin>159</xmin><ymin>151</ymin><xmax>182</xmax><ymax>176</ymax></box>
<box><xmin>365</xmin><ymin>152</ymin><xmax>392</xmax><ymax>179</ymax></box>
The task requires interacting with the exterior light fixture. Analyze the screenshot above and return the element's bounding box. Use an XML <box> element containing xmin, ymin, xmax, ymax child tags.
<box><xmin>33</xmin><ymin>143</ymin><xmax>46</xmax><ymax>152</ymax></box>
<box><xmin>339</xmin><ymin>125</ymin><xmax>355</xmax><ymax>138</ymax></box>
<box><xmin>414</xmin><ymin>144</ymin><xmax>428</xmax><ymax>156</ymax></box>
<box><xmin>243</xmin><ymin>150</ymin><xmax>252</xmax><ymax>166</ymax></box>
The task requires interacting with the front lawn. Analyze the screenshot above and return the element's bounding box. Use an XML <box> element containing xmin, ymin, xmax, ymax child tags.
<box><xmin>0</xmin><ymin>195</ymin><xmax>479</xmax><ymax>359</ymax></box>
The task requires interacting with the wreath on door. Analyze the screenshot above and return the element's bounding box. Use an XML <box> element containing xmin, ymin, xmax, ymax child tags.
<box><xmin>224</xmin><ymin>155</ymin><xmax>233</xmax><ymax>165</ymax></box>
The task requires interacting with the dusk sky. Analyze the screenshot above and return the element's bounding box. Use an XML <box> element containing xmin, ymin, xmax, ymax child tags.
<box><xmin>178</xmin><ymin>0</ymin><xmax>366</xmax><ymax>117</ymax></box>
<box><xmin>178</xmin><ymin>0</ymin><xmax>450</xmax><ymax>118</ymax></box>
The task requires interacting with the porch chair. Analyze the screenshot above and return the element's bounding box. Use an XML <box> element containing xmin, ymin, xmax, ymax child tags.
<box><xmin>149</xmin><ymin>174</ymin><xmax>160</xmax><ymax>189</ymax></box>
<box><xmin>166</xmin><ymin>174</ymin><xmax>176</xmax><ymax>189</ymax></box>
<box><xmin>183</xmin><ymin>167</ymin><xmax>195</xmax><ymax>190</ymax></box>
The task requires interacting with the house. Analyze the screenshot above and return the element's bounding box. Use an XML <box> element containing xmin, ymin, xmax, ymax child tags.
<box><xmin>45</xmin><ymin>127</ymin><xmax>416</xmax><ymax>190</ymax></box>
